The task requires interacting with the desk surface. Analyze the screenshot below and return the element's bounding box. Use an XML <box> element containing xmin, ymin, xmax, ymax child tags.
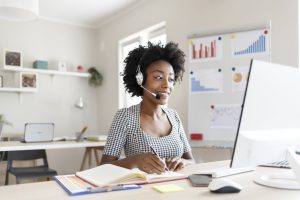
<box><xmin>1</xmin><ymin>160</ymin><xmax>300</xmax><ymax>200</ymax></box>
<box><xmin>0</xmin><ymin>140</ymin><xmax>106</xmax><ymax>151</ymax></box>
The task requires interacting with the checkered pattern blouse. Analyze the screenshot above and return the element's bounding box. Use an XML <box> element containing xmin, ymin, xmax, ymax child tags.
<box><xmin>103</xmin><ymin>103</ymin><xmax>191</xmax><ymax>159</ymax></box>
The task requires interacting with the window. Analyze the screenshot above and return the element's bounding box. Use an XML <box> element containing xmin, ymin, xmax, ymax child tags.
<box><xmin>118</xmin><ymin>22</ymin><xmax>166</xmax><ymax>108</ymax></box>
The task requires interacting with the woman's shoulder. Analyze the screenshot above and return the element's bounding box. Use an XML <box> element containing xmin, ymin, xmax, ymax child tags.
<box><xmin>115</xmin><ymin>104</ymin><xmax>140</xmax><ymax>116</ymax></box>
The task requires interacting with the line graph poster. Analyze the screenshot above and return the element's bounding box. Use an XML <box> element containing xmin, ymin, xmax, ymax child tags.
<box><xmin>231</xmin><ymin>66</ymin><xmax>250</xmax><ymax>92</ymax></box>
<box><xmin>188</xmin><ymin>36</ymin><xmax>223</xmax><ymax>63</ymax></box>
<box><xmin>231</xmin><ymin>29</ymin><xmax>270</xmax><ymax>57</ymax></box>
<box><xmin>190</xmin><ymin>68</ymin><xmax>223</xmax><ymax>93</ymax></box>
<box><xmin>210</xmin><ymin>104</ymin><xmax>241</xmax><ymax>129</ymax></box>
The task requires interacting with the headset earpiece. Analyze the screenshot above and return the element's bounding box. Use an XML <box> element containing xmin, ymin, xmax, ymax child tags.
<box><xmin>136</xmin><ymin>65</ymin><xmax>143</xmax><ymax>86</ymax></box>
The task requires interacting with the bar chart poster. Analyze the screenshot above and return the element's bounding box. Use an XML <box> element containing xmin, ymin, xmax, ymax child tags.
<box><xmin>188</xmin><ymin>36</ymin><xmax>223</xmax><ymax>63</ymax></box>
<box><xmin>190</xmin><ymin>68</ymin><xmax>223</xmax><ymax>93</ymax></box>
<box><xmin>231</xmin><ymin>29</ymin><xmax>270</xmax><ymax>57</ymax></box>
<box><xmin>231</xmin><ymin>66</ymin><xmax>250</xmax><ymax>92</ymax></box>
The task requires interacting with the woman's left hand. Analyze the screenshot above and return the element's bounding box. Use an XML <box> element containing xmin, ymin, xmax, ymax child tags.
<box><xmin>166</xmin><ymin>157</ymin><xmax>185</xmax><ymax>171</ymax></box>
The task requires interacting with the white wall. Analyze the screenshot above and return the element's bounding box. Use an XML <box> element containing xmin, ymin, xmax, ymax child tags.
<box><xmin>0</xmin><ymin>19</ymin><xmax>99</xmax><ymax>174</ymax></box>
<box><xmin>96</xmin><ymin>0</ymin><xmax>298</xmax><ymax>162</ymax></box>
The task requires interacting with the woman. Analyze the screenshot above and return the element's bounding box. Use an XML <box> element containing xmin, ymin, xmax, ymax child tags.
<box><xmin>100</xmin><ymin>42</ymin><xmax>194</xmax><ymax>174</ymax></box>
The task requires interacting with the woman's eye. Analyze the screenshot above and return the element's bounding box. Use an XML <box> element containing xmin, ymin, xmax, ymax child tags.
<box><xmin>155</xmin><ymin>76</ymin><xmax>163</xmax><ymax>80</ymax></box>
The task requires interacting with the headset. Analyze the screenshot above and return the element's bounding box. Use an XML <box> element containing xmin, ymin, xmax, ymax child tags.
<box><xmin>136</xmin><ymin>65</ymin><xmax>160</xmax><ymax>99</ymax></box>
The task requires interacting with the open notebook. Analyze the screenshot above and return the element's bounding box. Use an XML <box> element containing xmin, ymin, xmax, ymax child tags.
<box><xmin>75</xmin><ymin>164</ymin><xmax>187</xmax><ymax>186</ymax></box>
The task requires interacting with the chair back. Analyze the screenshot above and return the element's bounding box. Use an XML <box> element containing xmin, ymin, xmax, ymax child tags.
<box><xmin>7</xmin><ymin>150</ymin><xmax>49</xmax><ymax>169</ymax></box>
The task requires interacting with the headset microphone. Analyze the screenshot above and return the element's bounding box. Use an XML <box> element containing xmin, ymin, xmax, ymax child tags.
<box><xmin>140</xmin><ymin>85</ymin><xmax>160</xmax><ymax>99</ymax></box>
<box><xmin>136</xmin><ymin>65</ymin><xmax>160</xmax><ymax>100</ymax></box>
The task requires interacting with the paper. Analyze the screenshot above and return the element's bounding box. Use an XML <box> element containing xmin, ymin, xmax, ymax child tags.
<box><xmin>152</xmin><ymin>184</ymin><xmax>185</xmax><ymax>193</ymax></box>
<box><xmin>190</xmin><ymin>68</ymin><xmax>223</xmax><ymax>93</ymax></box>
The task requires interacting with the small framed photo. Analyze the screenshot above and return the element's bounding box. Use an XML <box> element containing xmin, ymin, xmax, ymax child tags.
<box><xmin>20</xmin><ymin>72</ymin><xmax>38</xmax><ymax>89</ymax></box>
<box><xmin>0</xmin><ymin>75</ymin><xmax>3</xmax><ymax>87</ymax></box>
<box><xmin>4</xmin><ymin>50</ymin><xmax>22</xmax><ymax>67</ymax></box>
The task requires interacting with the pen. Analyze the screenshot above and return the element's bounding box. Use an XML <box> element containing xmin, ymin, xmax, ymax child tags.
<box><xmin>149</xmin><ymin>146</ymin><xmax>170</xmax><ymax>172</ymax></box>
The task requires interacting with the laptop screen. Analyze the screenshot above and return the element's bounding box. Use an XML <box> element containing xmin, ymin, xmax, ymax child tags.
<box><xmin>24</xmin><ymin>123</ymin><xmax>54</xmax><ymax>143</ymax></box>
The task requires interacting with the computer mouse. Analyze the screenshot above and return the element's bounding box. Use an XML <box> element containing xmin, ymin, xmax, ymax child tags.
<box><xmin>208</xmin><ymin>179</ymin><xmax>242</xmax><ymax>193</ymax></box>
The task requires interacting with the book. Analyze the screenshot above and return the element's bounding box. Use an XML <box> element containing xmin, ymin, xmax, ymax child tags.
<box><xmin>84</xmin><ymin>135</ymin><xmax>107</xmax><ymax>142</ymax></box>
<box><xmin>75</xmin><ymin>164</ymin><xmax>187</xmax><ymax>187</ymax></box>
<box><xmin>54</xmin><ymin>175</ymin><xmax>141</xmax><ymax>196</ymax></box>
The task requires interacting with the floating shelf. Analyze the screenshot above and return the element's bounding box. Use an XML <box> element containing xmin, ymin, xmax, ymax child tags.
<box><xmin>3</xmin><ymin>65</ymin><xmax>90</xmax><ymax>78</ymax></box>
<box><xmin>0</xmin><ymin>87</ymin><xmax>37</xmax><ymax>93</ymax></box>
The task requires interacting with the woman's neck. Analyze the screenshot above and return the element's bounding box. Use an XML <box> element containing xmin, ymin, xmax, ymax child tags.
<box><xmin>140</xmin><ymin>100</ymin><xmax>164</xmax><ymax>119</ymax></box>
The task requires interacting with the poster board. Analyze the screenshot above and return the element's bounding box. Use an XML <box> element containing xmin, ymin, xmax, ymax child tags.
<box><xmin>188</xmin><ymin>27</ymin><xmax>271</xmax><ymax>148</ymax></box>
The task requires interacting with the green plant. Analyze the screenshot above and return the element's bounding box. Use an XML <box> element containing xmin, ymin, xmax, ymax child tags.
<box><xmin>87</xmin><ymin>67</ymin><xmax>103</xmax><ymax>87</ymax></box>
<box><xmin>0</xmin><ymin>114</ymin><xmax>12</xmax><ymax>125</ymax></box>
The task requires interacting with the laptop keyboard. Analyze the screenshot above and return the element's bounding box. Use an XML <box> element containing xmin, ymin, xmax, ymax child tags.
<box><xmin>260</xmin><ymin>160</ymin><xmax>290</xmax><ymax>169</ymax></box>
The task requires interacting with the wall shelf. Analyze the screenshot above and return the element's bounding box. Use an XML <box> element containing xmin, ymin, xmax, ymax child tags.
<box><xmin>2</xmin><ymin>65</ymin><xmax>90</xmax><ymax>78</ymax></box>
<box><xmin>0</xmin><ymin>87</ymin><xmax>37</xmax><ymax>93</ymax></box>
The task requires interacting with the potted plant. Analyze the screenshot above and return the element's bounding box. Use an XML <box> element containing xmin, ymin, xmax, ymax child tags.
<box><xmin>87</xmin><ymin>67</ymin><xmax>103</xmax><ymax>87</ymax></box>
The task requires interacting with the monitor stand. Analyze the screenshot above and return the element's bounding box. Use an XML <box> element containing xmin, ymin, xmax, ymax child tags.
<box><xmin>254</xmin><ymin>147</ymin><xmax>300</xmax><ymax>189</ymax></box>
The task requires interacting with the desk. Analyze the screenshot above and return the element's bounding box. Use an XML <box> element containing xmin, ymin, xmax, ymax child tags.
<box><xmin>0</xmin><ymin>140</ymin><xmax>106</xmax><ymax>170</ymax></box>
<box><xmin>1</xmin><ymin>160</ymin><xmax>300</xmax><ymax>200</ymax></box>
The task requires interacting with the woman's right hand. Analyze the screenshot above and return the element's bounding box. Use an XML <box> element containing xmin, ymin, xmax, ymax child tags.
<box><xmin>133</xmin><ymin>153</ymin><xmax>166</xmax><ymax>174</ymax></box>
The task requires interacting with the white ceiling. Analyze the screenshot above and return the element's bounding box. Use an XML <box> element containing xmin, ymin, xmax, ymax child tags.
<box><xmin>38</xmin><ymin>0</ymin><xmax>143</xmax><ymax>29</ymax></box>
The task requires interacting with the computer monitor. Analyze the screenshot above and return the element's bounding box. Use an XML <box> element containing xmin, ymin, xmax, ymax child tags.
<box><xmin>198</xmin><ymin>60</ymin><xmax>300</xmax><ymax>181</ymax></box>
<box><xmin>231</xmin><ymin>59</ymin><xmax>300</xmax><ymax>168</ymax></box>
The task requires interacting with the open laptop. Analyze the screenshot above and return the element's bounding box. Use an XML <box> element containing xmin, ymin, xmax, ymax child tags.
<box><xmin>22</xmin><ymin>123</ymin><xmax>54</xmax><ymax>143</ymax></box>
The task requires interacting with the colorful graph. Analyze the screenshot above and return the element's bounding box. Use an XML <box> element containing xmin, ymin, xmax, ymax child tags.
<box><xmin>189</xmin><ymin>36</ymin><xmax>222</xmax><ymax>63</ymax></box>
<box><xmin>231</xmin><ymin>30</ymin><xmax>269</xmax><ymax>57</ymax></box>
<box><xmin>231</xmin><ymin>66</ymin><xmax>250</xmax><ymax>92</ymax></box>
<box><xmin>211</xmin><ymin>104</ymin><xmax>241</xmax><ymax>129</ymax></box>
<box><xmin>190</xmin><ymin>68</ymin><xmax>223</xmax><ymax>93</ymax></box>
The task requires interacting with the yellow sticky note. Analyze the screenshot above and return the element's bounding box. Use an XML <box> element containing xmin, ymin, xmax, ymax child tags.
<box><xmin>152</xmin><ymin>184</ymin><xmax>185</xmax><ymax>193</ymax></box>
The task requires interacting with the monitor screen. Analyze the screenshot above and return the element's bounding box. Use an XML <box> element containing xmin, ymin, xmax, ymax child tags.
<box><xmin>230</xmin><ymin>60</ymin><xmax>300</xmax><ymax>168</ymax></box>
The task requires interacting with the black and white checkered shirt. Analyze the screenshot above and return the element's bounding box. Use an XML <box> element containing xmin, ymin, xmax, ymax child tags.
<box><xmin>103</xmin><ymin>103</ymin><xmax>191</xmax><ymax>159</ymax></box>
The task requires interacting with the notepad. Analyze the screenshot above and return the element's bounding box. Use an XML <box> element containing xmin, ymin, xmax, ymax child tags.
<box><xmin>75</xmin><ymin>164</ymin><xmax>187</xmax><ymax>187</ymax></box>
<box><xmin>152</xmin><ymin>184</ymin><xmax>185</xmax><ymax>193</ymax></box>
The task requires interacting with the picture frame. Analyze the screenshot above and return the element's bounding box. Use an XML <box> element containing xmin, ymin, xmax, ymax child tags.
<box><xmin>20</xmin><ymin>72</ymin><xmax>38</xmax><ymax>89</ymax></box>
<box><xmin>0</xmin><ymin>75</ymin><xmax>3</xmax><ymax>87</ymax></box>
<box><xmin>4</xmin><ymin>50</ymin><xmax>22</xmax><ymax>67</ymax></box>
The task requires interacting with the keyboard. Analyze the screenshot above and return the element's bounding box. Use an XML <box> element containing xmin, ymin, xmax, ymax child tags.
<box><xmin>260</xmin><ymin>160</ymin><xmax>290</xmax><ymax>169</ymax></box>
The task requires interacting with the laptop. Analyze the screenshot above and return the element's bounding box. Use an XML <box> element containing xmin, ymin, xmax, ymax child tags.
<box><xmin>23</xmin><ymin>123</ymin><xmax>54</xmax><ymax>143</ymax></box>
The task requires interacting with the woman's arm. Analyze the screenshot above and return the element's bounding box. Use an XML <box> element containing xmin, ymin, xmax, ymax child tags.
<box><xmin>100</xmin><ymin>153</ymin><xmax>167</xmax><ymax>174</ymax></box>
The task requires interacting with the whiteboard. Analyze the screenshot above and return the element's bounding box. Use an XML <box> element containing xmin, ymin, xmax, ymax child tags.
<box><xmin>187</xmin><ymin>28</ymin><xmax>271</xmax><ymax>147</ymax></box>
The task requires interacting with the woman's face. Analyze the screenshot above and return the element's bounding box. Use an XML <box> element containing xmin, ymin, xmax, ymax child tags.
<box><xmin>143</xmin><ymin>60</ymin><xmax>175</xmax><ymax>105</ymax></box>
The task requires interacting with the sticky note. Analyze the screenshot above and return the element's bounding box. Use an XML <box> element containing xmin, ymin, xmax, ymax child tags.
<box><xmin>152</xmin><ymin>184</ymin><xmax>185</xmax><ymax>193</ymax></box>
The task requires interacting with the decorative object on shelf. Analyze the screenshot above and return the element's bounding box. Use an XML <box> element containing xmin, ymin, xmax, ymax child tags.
<box><xmin>77</xmin><ymin>65</ymin><xmax>84</xmax><ymax>72</ymax></box>
<box><xmin>0</xmin><ymin>0</ymin><xmax>39</xmax><ymax>21</ymax></box>
<box><xmin>87</xmin><ymin>67</ymin><xmax>103</xmax><ymax>87</ymax></box>
<box><xmin>57</xmin><ymin>61</ymin><xmax>67</xmax><ymax>72</ymax></box>
<box><xmin>33</xmin><ymin>60</ymin><xmax>48</xmax><ymax>69</ymax></box>
<box><xmin>0</xmin><ymin>75</ymin><xmax>3</xmax><ymax>87</ymax></box>
<box><xmin>4</xmin><ymin>50</ymin><xmax>22</xmax><ymax>67</ymax></box>
<box><xmin>75</xmin><ymin>97</ymin><xmax>84</xmax><ymax>109</ymax></box>
<box><xmin>0</xmin><ymin>114</ymin><xmax>12</xmax><ymax>140</ymax></box>
<box><xmin>20</xmin><ymin>72</ymin><xmax>38</xmax><ymax>89</ymax></box>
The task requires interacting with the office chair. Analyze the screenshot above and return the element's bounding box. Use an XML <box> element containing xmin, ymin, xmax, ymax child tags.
<box><xmin>5</xmin><ymin>150</ymin><xmax>57</xmax><ymax>185</ymax></box>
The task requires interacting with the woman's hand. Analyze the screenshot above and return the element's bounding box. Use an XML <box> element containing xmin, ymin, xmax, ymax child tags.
<box><xmin>166</xmin><ymin>157</ymin><xmax>185</xmax><ymax>171</ymax></box>
<box><xmin>133</xmin><ymin>153</ymin><xmax>166</xmax><ymax>174</ymax></box>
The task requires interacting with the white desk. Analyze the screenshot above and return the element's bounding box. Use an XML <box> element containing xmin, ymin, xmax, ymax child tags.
<box><xmin>0</xmin><ymin>140</ymin><xmax>106</xmax><ymax>170</ymax></box>
<box><xmin>1</xmin><ymin>160</ymin><xmax>300</xmax><ymax>200</ymax></box>
<box><xmin>0</xmin><ymin>140</ymin><xmax>105</xmax><ymax>151</ymax></box>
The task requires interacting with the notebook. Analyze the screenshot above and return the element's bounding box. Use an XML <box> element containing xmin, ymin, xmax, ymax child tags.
<box><xmin>23</xmin><ymin>123</ymin><xmax>54</xmax><ymax>143</ymax></box>
<box><xmin>75</xmin><ymin>164</ymin><xmax>187</xmax><ymax>187</ymax></box>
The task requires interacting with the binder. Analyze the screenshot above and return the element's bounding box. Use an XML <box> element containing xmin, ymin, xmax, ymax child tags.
<box><xmin>54</xmin><ymin>175</ymin><xmax>141</xmax><ymax>196</ymax></box>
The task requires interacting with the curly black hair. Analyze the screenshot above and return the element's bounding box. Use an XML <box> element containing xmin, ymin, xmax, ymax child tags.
<box><xmin>122</xmin><ymin>42</ymin><xmax>185</xmax><ymax>97</ymax></box>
